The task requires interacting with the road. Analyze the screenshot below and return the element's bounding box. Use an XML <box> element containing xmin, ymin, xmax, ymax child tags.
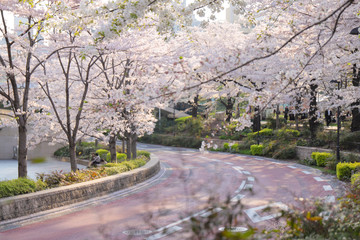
<box><xmin>0</xmin><ymin>143</ymin><xmax>343</xmax><ymax>240</ymax></box>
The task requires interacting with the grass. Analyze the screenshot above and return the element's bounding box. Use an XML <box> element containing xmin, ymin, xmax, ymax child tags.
<box><xmin>237</xmin><ymin>149</ymin><xmax>252</xmax><ymax>155</ymax></box>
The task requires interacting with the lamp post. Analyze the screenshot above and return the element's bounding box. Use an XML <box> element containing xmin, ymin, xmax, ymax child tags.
<box><xmin>330</xmin><ymin>80</ymin><xmax>341</xmax><ymax>162</ymax></box>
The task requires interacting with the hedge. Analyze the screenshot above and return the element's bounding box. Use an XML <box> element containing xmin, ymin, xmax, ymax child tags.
<box><xmin>0</xmin><ymin>178</ymin><xmax>47</xmax><ymax>198</ymax></box>
<box><xmin>351</xmin><ymin>173</ymin><xmax>360</xmax><ymax>186</ymax></box>
<box><xmin>248</xmin><ymin>128</ymin><xmax>273</xmax><ymax>139</ymax></box>
<box><xmin>106</xmin><ymin>152</ymin><xmax>127</xmax><ymax>162</ymax></box>
<box><xmin>96</xmin><ymin>149</ymin><xmax>109</xmax><ymax>160</ymax></box>
<box><xmin>250</xmin><ymin>144</ymin><xmax>264</xmax><ymax>156</ymax></box>
<box><xmin>336</xmin><ymin>162</ymin><xmax>360</xmax><ymax>181</ymax></box>
<box><xmin>311</xmin><ymin>152</ymin><xmax>333</xmax><ymax>167</ymax></box>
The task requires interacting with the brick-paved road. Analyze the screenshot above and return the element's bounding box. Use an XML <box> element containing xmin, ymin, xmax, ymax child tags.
<box><xmin>0</xmin><ymin>143</ymin><xmax>343</xmax><ymax>240</ymax></box>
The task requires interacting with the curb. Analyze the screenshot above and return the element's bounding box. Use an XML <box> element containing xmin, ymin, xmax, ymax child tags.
<box><xmin>0</xmin><ymin>155</ymin><xmax>160</xmax><ymax>221</ymax></box>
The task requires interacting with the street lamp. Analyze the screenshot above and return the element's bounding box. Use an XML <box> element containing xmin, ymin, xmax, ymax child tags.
<box><xmin>330</xmin><ymin>80</ymin><xmax>341</xmax><ymax>162</ymax></box>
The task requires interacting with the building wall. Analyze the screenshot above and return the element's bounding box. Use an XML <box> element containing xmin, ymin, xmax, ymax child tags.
<box><xmin>0</xmin><ymin>127</ymin><xmax>18</xmax><ymax>159</ymax></box>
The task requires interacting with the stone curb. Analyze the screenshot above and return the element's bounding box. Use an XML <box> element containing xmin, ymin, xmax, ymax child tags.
<box><xmin>0</xmin><ymin>155</ymin><xmax>160</xmax><ymax>221</ymax></box>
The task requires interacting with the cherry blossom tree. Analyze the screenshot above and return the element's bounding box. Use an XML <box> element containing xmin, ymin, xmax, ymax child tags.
<box><xmin>0</xmin><ymin>0</ymin><xmax>71</xmax><ymax>177</ymax></box>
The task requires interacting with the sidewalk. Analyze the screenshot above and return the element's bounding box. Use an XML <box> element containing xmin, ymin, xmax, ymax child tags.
<box><xmin>0</xmin><ymin>158</ymin><xmax>86</xmax><ymax>181</ymax></box>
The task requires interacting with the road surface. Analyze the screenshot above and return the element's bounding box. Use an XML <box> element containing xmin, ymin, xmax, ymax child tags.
<box><xmin>0</xmin><ymin>143</ymin><xmax>343</xmax><ymax>240</ymax></box>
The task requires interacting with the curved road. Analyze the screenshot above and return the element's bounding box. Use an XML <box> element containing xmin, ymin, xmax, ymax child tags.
<box><xmin>0</xmin><ymin>144</ymin><xmax>343</xmax><ymax>240</ymax></box>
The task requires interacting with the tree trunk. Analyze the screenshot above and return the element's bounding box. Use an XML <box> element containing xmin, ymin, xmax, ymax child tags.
<box><xmin>351</xmin><ymin>106</ymin><xmax>360</xmax><ymax>132</ymax></box>
<box><xmin>191</xmin><ymin>95</ymin><xmax>199</xmax><ymax>118</ymax></box>
<box><xmin>18</xmin><ymin>125</ymin><xmax>28</xmax><ymax>178</ymax></box>
<box><xmin>109</xmin><ymin>135</ymin><xmax>117</xmax><ymax>163</ymax></box>
<box><xmin>131</xmin><ymin>134</ymin><xmax>137</xmax><ymax>160</ymax></box>
<box><xmin>276</xmin><ymin>104</ymin><xmax>280</xmax><ymax>129</ymax></box>
<box><xmin>253</xmin><ymin>107</ymin><xmax>261</xmax><ymax>132</ymax></box>
<box><xmin>68</xmin><ymin>142</ymin><xmax>77</xmax><ymax>172</ymax></box>
<box><xmin>351</xmin><ymin>65</ymin><xmax>360</xmax><ymax>132</ymax></box>
<box><xmin>295</xmin><ymin>114</ymin><xmax>300</xmax><ymax>131</ymax></box>
<box><xmin>126</xmin><ymin>138</ymin><xmax>131</xmax><ymax>160</ymax></box>
<box><xmin>122</xmin><ymin>138</ymin><xmax>125</xmax><ymax>153</ymax></box>
<box><xmin>309</xmin><ymin>81</ymin><xmax>319</xmax><ymax>140</ymax></box>
<box><xmin>225</xmin><ymin>98</ymin><xmax>234</xmax><ymax>122</ymax></box>
<box><xmin>235</xmin><ymin>103</ymin><xmax>240</xmax><ymax>118</ymax></box>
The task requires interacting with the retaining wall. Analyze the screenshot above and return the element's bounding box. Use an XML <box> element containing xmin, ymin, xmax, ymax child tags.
<box><xmin>0</xmin><ymin>155</ymin><xmax>160</xmax><ymax>221</ymax></box>
<box><xmin>296</xmin><ymin>146</ymin><xmax>360</xmax><ymax>160</ymax></box>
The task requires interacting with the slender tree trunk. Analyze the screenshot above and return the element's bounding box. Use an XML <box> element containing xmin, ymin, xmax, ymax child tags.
<box><xmin>276</xmin><ymin>104</ymin><xmax>280</xmax><ymax>129</ymax></box>
<box><xmin>309</xmin><ymin>81</ymin><xmax>319</xmax><ymax>140</ymax></box>
<box><xmin>351</xmin><ymin>65</ymin><xmax>360</xmax><ymax>132</ymax></box>
<box><xmin>126</xmin><ymin>137</ymin><xmax>131</xmax><ymax>160</ymax></box>
<box><xmin>18</xmin><ymin>124</ymin><xmax>28</xmax><ymax>178</ymax></box>
<box><xmin>225</xmin><ymin>98</ymin><xmax>234</xmax><ymax>122</ymax></box>
<box><xmin>122</xmin><ymin>138</ymin><xmax>125</xmax><ymax>153</ymax></box>
<box><xmin>236</xmin><ymin>103</ymin><xmax>240</xmax><ymax>118</ymax></box>
<box><xmin>109</xmin><ymin>135</ymin><xmax>117</xmax><ymax>163</ymax></box>
<box><xmin>131</xmin><ymin>134</ymin><xmax>137</xmax><ymax>160</ymax></box>
<box><xmin>253</xmin><ymin>106</ymin><xmax>261</xmax><ymax>132</ymax></box>
<box><xmin>351</xmin><ymin>107</ymin><xmax>360</xmax><ymax>132</ymax></box>
<box><xmin>295</xmin><ymin>114</ymin><xmax>300</xmax><ymax>131</ymax></box>
<box><xmin>191</xmin><ymin>95</ymin><xmax>199</xmax><ymax>118</ymax></box>
<box><xmin>68</xmin><ymin>141</ymin><xmax>77</xmax><ymax>172</ymax></box>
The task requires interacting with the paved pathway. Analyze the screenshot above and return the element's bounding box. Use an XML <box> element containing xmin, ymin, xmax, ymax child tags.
<box><xmin>0</xmin><ymin>158</ymin><xmax>87</xmax><ymax>181</ymax></box>
<box><xmin>0</xmin><ymin>144</ymin><xmax>345</xmax><ymax>239</ymax></box>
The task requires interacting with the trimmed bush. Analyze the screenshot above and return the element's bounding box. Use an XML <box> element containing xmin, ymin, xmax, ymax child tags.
<box><xmin>96</xmin><ymin>149</ymin><xmax>109</xmax><ymax>160</ymax></box>
<box><xmin>106</xmin><ymin>152</ymin><xmax>127</xmax><ymax>162</ymax></box>
<box><xmin>311</xmin><ymin>152</ymin><xmax>333</xmax><ymax>167</ymax></box>
<box><xmin>137</xmin><ymin>150</ymin><xmax>150</xmax><ymax>159</ymax></box>
<box><xmin>250</xmin><ymin>144</ymin><xmax>264</xmax><ymax>156</ymax></box>
<box><xmin>104</xmin><ymin>165</ymin><xmax>128</xmax><ymax>175</ymax></box>
<box><xmin>223</xmin><ymin>143</ymin><xmax>230</xmax><ymax>151</ymax></box>
<box><xmin>276</xmin><ymin>129</ymin><xmax>300</xmax><ymax>139</ymax></box>
<box><xmin>231</xmin><ymin>143</ymin><xmax>239</xmax><ymax>152</ymax></box>
<box><xmin>337</xmin><ymin>162</ymin><xmax>360</xmax><ymax>181</ymax></box>
<box><xmin>248</xmin><ymin>128</ymin><xmax>273</xmax><ymax>139</ymax></box>
<box><xmin>351</xmin><ymin>173</ymin><xmax>360</xmax><ymax>186</ymax></box>
<box><xmin>0</xmin><ymin>178</ymin><xmax>47</xmax><ymax>198</ymax></box>
<box><xmin>139</xmin><ymin>134</ymin><xmax>202</xmax><ymax>149</ymax></box>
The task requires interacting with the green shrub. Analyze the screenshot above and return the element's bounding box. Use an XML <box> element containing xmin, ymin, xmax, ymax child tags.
<box><xmin>337</xmin><ymin>162</ymin><xmax>360</xmax><ymax>181</ymax></box>
<box><xmin>37</xmin><ymin>170</ymin><xmax>66</xmax><ymax>188</ymax></box>
<box><xmin>223</xmin><ymin>143</ymin><xmax>230</xmax><ymax>151</ymax></box>
<box><xmin>139</xmin><ymin>134</ymin><xmax>202</xmax><ymax>149</ymax></box>
<box><xmin>311</xmin><ymin>152</ymin><xmax>333</xmax><ymax>167</ymax></box>
<box><xmin>300</xmin><ymin>157</ymin><xmax>316</xmax><ymax>166</ymax></box>
<box><xmin>266</xmin><ymin>117</ymin><xmax>287</xmax><ymax>129</ymax></box>
<box><xmin>31</xmin><ymin>157</ymin><xmax>46</xmax><ymax>163</ymax></box>
<box><xmin>104</xmin><ymin>166</ymin><xmax>128</xmax><ymax>175</ymax></box>
<box><xmin>247</xmin><ymin>128</ymin><xmax>273</xmax><ymax>140</ymax></box>
<box><xmin>106</xmin><ymin>152</ymin><xmax>127</xmax><ymax>162</ymax></box>
<box><xmin>351</xmin><ymin>172</ymin><xmax>360</xmax><ymax>186</ymax></box>
<box><xmin>137</xmin><ymin>150</ymin><xmax>150</xmax><ymax>159</ymax></box>
<box><xmin>250</xmin><ymin>144</ymin><xmax>263</xmax><ymax>156</ymax></box>
<box><xmin>276</xmin><ymin>129</ymin><xmax>300</xmax><ymax>139</ymax></box>
<box><xmin>96</xmin><ymin>149</ymin><xmax>109</xmax><ymax>160</ymax></box>
<box><xmin>262</xmin><ymin>140</ymin><xmax>280</xmax><ymax>157</ymax></box>
<box><xmin>0</xmin><ymin>178</ymin><xmax>45</xmax><ymax>198</ymax></box>
<box><xmin>54</xmin><ymin>146</ymin><xmax>70</xmax><ymax>157</ymax></box>
<box><xmin>340</xmin><ymin>131</ymin><xmax>360</xmax><ymax>151</ymax></box>
<box><xmin>231</xmin><ymin>143</ymin><xmax>239</xmax><ymax>152</ymax></box>
<box><xmin>341</xmin><ymin>153</ymin><xmax>360</xmax><ymax>163</ymax></box>
<box><xmin>272</xmin><ymin>146</ymin><xmax>297</xmax><ymax>159</ymax></box>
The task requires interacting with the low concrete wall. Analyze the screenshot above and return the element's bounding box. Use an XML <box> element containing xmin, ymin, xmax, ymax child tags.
<box><xmin>296</xmin><ymin>146</ymin><xmax>360</xmax><ymax>160</ymax></box>
<box><xmin>0</xmin><ymin>155</ymin><xmax>160</xmax><ymax>221</ymax></box>
<box><xmin>296</xmin><ymin>146</ymin><xmax>333</xmax><ymax>160</ymax></box>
